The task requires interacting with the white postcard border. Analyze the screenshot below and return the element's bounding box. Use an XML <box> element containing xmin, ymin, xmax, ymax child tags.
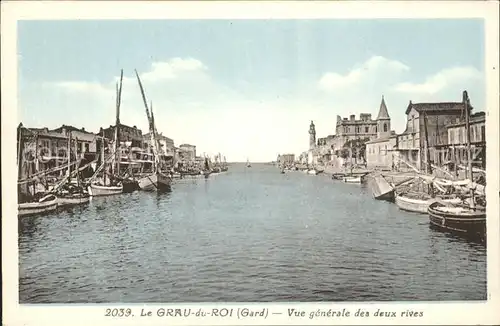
<box><xmin>2</xmin><ymin>1</ymin><xmax>499</xmax><ymax>325</ymax></box>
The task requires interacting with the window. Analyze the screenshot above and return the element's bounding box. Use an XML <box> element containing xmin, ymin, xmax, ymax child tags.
<box><xmin>481</xmin><ymin>125</ymin><xmax>485</xmax><ymax>141</ymax></box>
<box><xmin>85</xmin><ymin>143</ymin><xmax>90</xmax><ymax>152</ymax></box>
<box><xmin>365</xmin><ymin>126</ymin><xmax>369</xmax><ymax>133</ymax></box>
<box><xmin>384</xmin><ymin>123</ymin><xmax>388</xmax><ymax>132</ymax></box>
<box><xmin>375</xmin><ymin>126</ymin><xmax>378</xmax><ymax>133</ymax></box>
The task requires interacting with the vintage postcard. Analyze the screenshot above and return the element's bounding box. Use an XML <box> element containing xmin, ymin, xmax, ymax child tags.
<box><xmin>2</xmin><ymin>1</ymin><xmax>499</xmax><ymax>325</ymax></box>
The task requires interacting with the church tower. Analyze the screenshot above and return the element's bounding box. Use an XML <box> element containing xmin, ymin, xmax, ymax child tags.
<box><xmin>376</xmin><ymin>95</ymin><xmax>391</xmax><ymax>138</ymax></box>
<box><xmin>309</xmin><ymin>120</ymin><xmax>316</xmax><ymax>149</ymax></box>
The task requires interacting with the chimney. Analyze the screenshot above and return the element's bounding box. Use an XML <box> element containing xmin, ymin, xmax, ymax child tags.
<box><xmin>350</xmin><ymin>114</ymin><xmax>355</xmax><ymax>121</ymax></box>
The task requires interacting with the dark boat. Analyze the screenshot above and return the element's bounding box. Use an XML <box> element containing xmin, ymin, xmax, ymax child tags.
<box><xmin>428</xmin><ymin>201</ymin><xmax>486</xmax><ymax>241</ymax></box>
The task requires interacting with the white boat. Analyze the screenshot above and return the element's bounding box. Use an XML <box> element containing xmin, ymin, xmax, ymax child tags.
<box><xmin>88</xmin><ymin>183</ymin><xmax>123</xmax><ymax>196</ymax></box>
<box><xmin>57</xmin><ymin>192</ymin><xmax>90</xmax><ymax>206</ymax></box>
<box><xmin>18</xmin><ymin>194</ymin><xmax>58</xmax><ymax>217</ymax></box>
<box><xmin>343</xmin><ymin>176</ymin><xmax>362</xmax><ymax>183</ymax></box>
<box><xmin>308</xmin><ymin>169</ymin><xmax>318</xmax><ymax>175</ymax></box>
<box><xmin>138</xmin><ymin>172</ymin><xmax>172</xmax><ymax>191</ymax></box>
<box><xmin>395</xmin><ymin>193</ymin><xmax>462</xmax><ymax>214</ymax></box>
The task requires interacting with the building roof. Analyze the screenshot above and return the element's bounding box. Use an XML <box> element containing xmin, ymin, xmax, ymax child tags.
<box><xmin>377</xmin><ymin>95</ymin><xmax>390</xmax><ymax>120</ymax></box>
<box><xmin>52</xmin><ymin>124</ymin><xmax>94</xmax><ymax>135</ymax></box>
<box><xmin>405</xmin><ymin>101</ymin><xmax>467</xmax><ymax>115</ymax></box>
<box><xmin>179</xmin><ymin>143</ymin><xmax>195</xmax><ymax>148</ymax></box>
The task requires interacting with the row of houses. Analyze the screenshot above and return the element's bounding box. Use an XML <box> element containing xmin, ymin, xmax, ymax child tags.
<box><xmin>308</xmin><ymin>91</ymin><xmax>486</xmax><ymax>171</ymax></box>
<box><xmin>17</xmin><ymin>122</ymin><xmax>198</xmax><ymax>166</ymax></box>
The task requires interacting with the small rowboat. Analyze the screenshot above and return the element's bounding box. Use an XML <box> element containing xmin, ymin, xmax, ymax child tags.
<box><xmin>395</xmin><ymin>193</ymin><xmax>461</xmax><ymax>214</ymax></box>
<box><xmin>428</xmin><ymin>201</ymin><xmax>486</xmax><ymax>241</ymax></box>
<box><xmin>57</xmin><ymin>192</ymin><xmax>90</xmax><ymax>206</ymax></box>
<box><xmin>18</xmin><ymin>194</ymin><xmax>58</xmax><ymax>217</ymax></box>
<box><xmin>88</xmin><ymin>183</ymin><xmax>124</xmax><ymax>196</ymax></box>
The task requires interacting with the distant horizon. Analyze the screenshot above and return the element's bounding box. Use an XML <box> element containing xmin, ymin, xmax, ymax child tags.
<box><xmin>18</xmin><ymin>19</ymin><xmax>485</xmax><ymax>162</ymax></box>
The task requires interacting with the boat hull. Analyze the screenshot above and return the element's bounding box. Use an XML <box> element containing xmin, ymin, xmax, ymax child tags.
<box><xmin>57</xmin><ymin>193</ymin><xmax>90</xmax><ymax>206</ymax></box>
<box><xmin>308</xmin><ymin>169</ymin><xmax>318</xmax><ymax>175</ymax></box>
<box><xmin>18</xmin><ymin>195</ymin><xmax>58</xmax><ymax>217</ymax></box>
<box><xmin>428</xmin><ymin>202</ymin><xmax>486</xmax><ymax>240</ymax></box>
<box><xmin>343</xmin><ymin>176</ymin><xmax>361</xmax><ymax>183</ymax></box>
<box><xmin>396</xmin><ymin>195</ymin><xmax>461</xmax><ymax>214</ymax></box>
<box><xmin>138</xmin><ymin>173</ymin><xmax>172</xmax><ymax>191</ymax></box>
<box><xmin>88</xmin><ymin>184</ymin><xmax>124</xmax><ymax>196</ymax></box>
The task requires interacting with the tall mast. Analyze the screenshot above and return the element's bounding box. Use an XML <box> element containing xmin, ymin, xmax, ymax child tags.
<box><xmin>463</xmin><ymin>90</ymin><xmax>475</xmax><ymax>209</ymax></box>
<box><xmin>67</xmin><ymin>131</ymin><xmax>72</xmax><ymax>183</ymax></box>
<box><xmin>74</xmin><ymin>136</ymin><xmax>80</xmax><ymax>187</ymax></box>
<box><xmin>423</xmin><ymin>112</ymin><xmax>433</xmax><ymax>196</ymax></box>
<box><xmin>135</xmin><ymin>69</ymin><xmax>159</xmax><ymax>173</ymax></box>
<box><xmin>101</xmin><ymin>129</ymin><xmax>106</xmax><ymax>185</ymax></box>
<box><xmin>114</xmin><ymin>69</ymin><xmax>123</xmax><ymax>176</ymax></box>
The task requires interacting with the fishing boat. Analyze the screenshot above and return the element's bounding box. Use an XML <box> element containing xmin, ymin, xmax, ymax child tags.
<box><xmin>138</xmin><ymin>172</ymin><xmax>172</xmax><ymax>191</ymax></box>
<box><xmin>135</xmin><ymin>70</ymin><xmax>172</xmax><ymax>192</ymax></box>
<box><xmin>17</xmin><ymin>126</ymin><xmax>59</xmax><ymax>216</ymax></box>
<box><xmin>428</xmin><ymin>201</ymin><xmax>485</xmax><ymax>240</ymax></box>
<box><xmin>18</xmin><ymin>194</ymin><xmax>58</xmax><ymax>217</ymax></box>
<box><xmin>87</xmin><ymin>132</ymin><xmax>123</xmax><ymax>197</ymax></box>
<box><xmin>367</xmin><ymin>174</ymin><xmax>395</xmax><ymax>201</ymax></box>
<box><xmin>427</xmin><ymin>91</ymin><xmax>486</xmax><ymax>241</ymax></box>
<box><xmin>53</xmin><ymin>130</ymin><xmax>91</xmax><ymax>207</ymax></box>
<box><xmin>395</xmin><ymin>192</ymin><xmax>461</xmax><ymax>214</ymax></box>
<box><xmin>112</xmin><ymin>71</ymin><xmax>140</xmax><ymax>194</ymax></box>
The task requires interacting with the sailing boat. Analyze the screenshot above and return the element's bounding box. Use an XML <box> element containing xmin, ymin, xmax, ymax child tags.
<box><xmin>111</xmin><ymin>70</ymin><xmax>139</xmax><ymax>193</ymax></box>
<box><xmin>88</xmin><ymin>132</ymin><xmax>124</xmax><ymax>196</ymax></box>
<box><xmin>395</xmin><ymin>111</ymin><xmax>460</xmax><ymax>213</ymax></box>
<box><xmin>246</xmin><ymin>158</ymin><xmax>251</xmax><ymax>168</ymax></box>
<box><xmin>427</xmin><ymin>91</ymin><xmax>486</xmax><ymax>241</ymax></box>
<box><xmin>135</xmin><ymin>70</ymin><xmax>172</xmax><ymax>192</ymax></box>
<box><xmin>54</xmin><ymin>130</ymin><xmax>90</xmax><ymax>206</ymax></box>
<box><xmin>88</xmin><ymin>73</ymin><xmax>124</xmax><ymax>197</ymax></box>
<box><xmin>17</xmin><ymin>126</ymin><xmax>58</xmax><ymax>217</ymax></box>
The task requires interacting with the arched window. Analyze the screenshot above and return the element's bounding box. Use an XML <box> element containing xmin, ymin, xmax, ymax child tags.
<box><xmin>375</xmin><ymin>126</ymin><xmax>378</xmax><ymax>133</ymax></box>
<box><xmin>384</xmin><ymin>123</ymin><xmax>388</xmax><ymax>132</ymax></box>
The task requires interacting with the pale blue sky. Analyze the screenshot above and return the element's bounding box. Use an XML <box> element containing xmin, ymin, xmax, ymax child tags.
<box><xmin>18</xmin><ymin>19</ymin><xmax>485</xmax><ymax>162</ymax></box>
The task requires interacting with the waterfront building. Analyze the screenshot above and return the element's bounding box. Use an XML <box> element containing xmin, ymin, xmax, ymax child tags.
<box><xmin>279</xmin><ymin>154</ymin><xmax>295</xmax><ymax>165</ymax></box>
<box><xmin>434</xmin><ymin>111</ymin><xmax>486</xmax><ymax>169</ymax></box>
<box><xmin>395</xmin><ymin>96</ymin><xmax>469</xmax><ymax>171</ymax></box>
<box><xmin>332</xmin><ymin>96</ymin><xmax>392</xmax><ymax>155</ymax></box>
<box><xmin>317</xmin><ymin>135</ymin><xmax>336</xmax><ymax>162</ymax></box>
<box><xmin>52</xmin><ymin>125</ymin><xmax>98</xmax><ymax>159</ymax></box>
<box><xmin>100</xmin><ymin>123</ymin><xmax>143</xmax><ymax>148</ymax></box>
<box><xmin>143</xmin><ymin>132</ymin><xmax>175</xmax><ymax>157</ymax></box>
<box><xmin>178</xmin><ymin>144</ymin><xmax>197</xmax><ymax>162</ymax></box>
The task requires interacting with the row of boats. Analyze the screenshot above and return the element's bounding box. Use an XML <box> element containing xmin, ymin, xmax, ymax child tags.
<box><xmin>17</xmin><ymin>69</ymin><xmax>228</xmax><ymax>217</ymax></box>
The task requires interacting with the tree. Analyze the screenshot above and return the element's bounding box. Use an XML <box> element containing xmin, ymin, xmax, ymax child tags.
<box><xmin>342</xmin><ymin>137</ymin><xmax>370</xmax><ymax>161</ymax></box>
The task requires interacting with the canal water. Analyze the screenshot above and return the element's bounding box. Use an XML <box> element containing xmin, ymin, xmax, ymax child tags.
<box><xmin>19</xmin><ymin>164</ymin><xmax>486</xmax><ymax>303</ymax></box>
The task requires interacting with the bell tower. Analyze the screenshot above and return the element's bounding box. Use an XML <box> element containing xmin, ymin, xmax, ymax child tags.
<box><xmin>376</xmin><ymin>95</ymin><xmax>391</xmax><ymax>138</ymax></box>
<box><xmin>309</xmin><ymin>120</ymin><xmax>316</xmax><ymax>149</ymax></box>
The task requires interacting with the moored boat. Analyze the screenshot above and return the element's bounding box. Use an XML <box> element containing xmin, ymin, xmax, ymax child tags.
<box><xmin>395</xmin><ymin>192</ymin><xmax>461</xmax><ymax>214</ymax></box>
<box><xmin>308</xmin><ymin>169</ymin><xmax>318</xmax><ymax>175</ymax></box>
<box><xmin>88</xmin><ymin>183</ymin><xmax>124</xmax><ymax>196</ymax></box>
<box><xmin>367</xmin><ymin>174</ymin><xmax>394</xmax><ymax>201</ymax></box>
<box><xmin>57</xmin><ymin>191</ymin><xmax>90</xmax><ymax>206</ymax></box>
<box><xmin>428</xmin><ymin>201</ymin><xmax>486</xmax><ymax>241</ymax></box>
<box><xmin>18</xmin><ymin>194</ymin><xmax>58</xmax><ymax>217</ymax></box>
<box><xmin>138</xmin><ymin>172</ymin><xmax>172</xmax><ymax>191</ymax></box>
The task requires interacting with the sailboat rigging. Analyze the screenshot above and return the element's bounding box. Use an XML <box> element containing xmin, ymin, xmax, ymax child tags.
<box><xmin>134</xmin><ymin>69</ymin><xmax>172</xmax><ymax>192</ymax></box>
